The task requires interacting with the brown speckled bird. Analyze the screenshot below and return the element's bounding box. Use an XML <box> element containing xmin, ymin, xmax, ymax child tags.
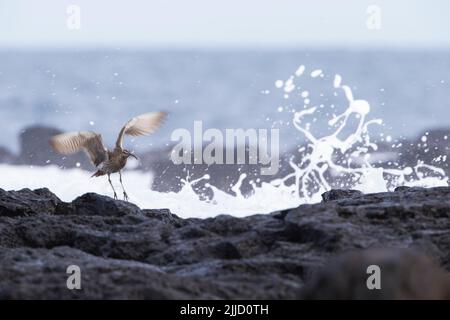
<box><xmin>50</xmin><ymin>112</ymin><xmax>167</xmax><ymax>201</ymax></box>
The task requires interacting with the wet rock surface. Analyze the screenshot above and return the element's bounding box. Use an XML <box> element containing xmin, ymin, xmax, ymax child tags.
<box><xmin>0</xmin><ymin>186</ymin><xmax>449</xmax><ymax>299</ymax></box>
<box><xmin>301</xmin><ymin>248</ymin><xmax>450</xmax><ymax>299</ymax></box>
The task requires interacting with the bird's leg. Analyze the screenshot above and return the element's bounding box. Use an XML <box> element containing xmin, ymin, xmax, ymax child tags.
<box><xmin>108</xmin><ymin>174</ymin><xmax>118</xmax><ymax>200</ymax></box>
<box><xmin>119</xmin><ymin>171</ymin><xmax>129</xmax><ymax>201</ymax></box>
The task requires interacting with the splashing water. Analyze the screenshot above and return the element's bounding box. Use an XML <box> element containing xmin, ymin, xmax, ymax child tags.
<box><xmin>271</xmin><ymin>69</ymin><xmax>447</xmax><ymax>202</ymax></box>
<box><xmin>0</xmin><ymin>66</ymin><xmax>448</xmax><ymax>217</ymax></box>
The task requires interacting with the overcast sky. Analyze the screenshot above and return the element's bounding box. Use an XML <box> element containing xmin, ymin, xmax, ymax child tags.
<box><xmin>1</xmin><ymin>0</ymin><xmax>450</xmax><ymax>48</ymax></box>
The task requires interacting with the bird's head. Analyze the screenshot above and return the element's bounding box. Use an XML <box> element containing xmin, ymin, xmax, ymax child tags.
<box><xmin>123</xmin><ymin>149</ymin><xmax>138</xmax><ymax>160</ymax></box>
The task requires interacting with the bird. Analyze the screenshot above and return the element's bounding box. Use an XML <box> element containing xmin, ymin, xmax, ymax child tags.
<box><xmin>49</xmin><ymin>112</ymin><xmax>167</xmax><ymax>201</ymax></box>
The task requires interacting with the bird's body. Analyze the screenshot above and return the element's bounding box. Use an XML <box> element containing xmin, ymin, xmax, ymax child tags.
<box><xmin>50</xmin><ymin>112</ymin><xmax>167</xmax><ymax>200</ymax></box>
<box><xmin>92</xmin><ymin>148</ymin><xmax>130</xmax><ymax>177</ymax></box>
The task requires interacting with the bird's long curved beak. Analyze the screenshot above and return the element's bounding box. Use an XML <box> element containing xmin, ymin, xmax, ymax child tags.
<box><xmin>130</xmin><ymin>153</ymin><xmax>139</xmax><ymax>160</ymax></box>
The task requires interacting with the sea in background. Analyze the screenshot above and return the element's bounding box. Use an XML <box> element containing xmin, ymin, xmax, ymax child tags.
<box><xmin>0</xmin><ymin>49</ymin><xmax>450</xmax><ymax>153</ymax></box>
<box><xmin>1</xmin><ymin>49</ymin><xmax>450</xmax><ymax>216</ymax></box>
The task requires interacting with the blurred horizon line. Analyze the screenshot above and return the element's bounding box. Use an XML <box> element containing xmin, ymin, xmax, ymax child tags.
<box><xmin>1</xmin><ymin>44</ymin><xmax>450</xmax><ymax>52</ymax></box>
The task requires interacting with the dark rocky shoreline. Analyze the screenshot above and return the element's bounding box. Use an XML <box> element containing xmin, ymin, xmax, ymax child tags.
<box><xmin>0</xmin><ymin>186</ymin><xmax>449</xmax><ymax>299</ymax></box>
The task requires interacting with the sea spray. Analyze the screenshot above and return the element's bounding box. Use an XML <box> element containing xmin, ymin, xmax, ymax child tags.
<box><xmin>272</xmin><ymin>67</ymin><xmax>447</xmax><ymax>198</ymax></box>
<box><xmin>0</xmin><ymin>66</ymin><xmax>447</xmax><ymax>217</ymax></box>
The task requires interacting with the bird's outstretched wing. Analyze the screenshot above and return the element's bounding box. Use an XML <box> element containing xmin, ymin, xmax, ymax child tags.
<box><xmin>50</xmin><ymin>131</ymin><xmax>108</xmax><ymax>167</ymax></box>
<box><xmin>115</xmin><ymin>112</ymin><xmax>167</xmax><ymax>149</ymax></box>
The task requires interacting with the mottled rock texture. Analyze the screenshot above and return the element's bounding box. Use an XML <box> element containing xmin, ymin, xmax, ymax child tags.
<box><xmin>0</xmin><ymin>186</ymin><xmax>449</xmax><ymax>299</ymax></box>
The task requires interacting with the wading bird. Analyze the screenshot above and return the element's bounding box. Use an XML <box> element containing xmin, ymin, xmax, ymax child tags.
<box><xmin>50</xmin><ymin>112</ymin><xmax>167</xmax><ymax>201</ymax></box>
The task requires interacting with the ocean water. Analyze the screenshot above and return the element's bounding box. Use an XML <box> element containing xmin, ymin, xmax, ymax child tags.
<box><xmin>0</xmin><ymin>51</ymin><xmax>448</xmax><ymax>217</ymax></box>
<box><xmin>0</xmin><ymin>49</ymin><xmax>450</xmax><ymax>153</ymax></box>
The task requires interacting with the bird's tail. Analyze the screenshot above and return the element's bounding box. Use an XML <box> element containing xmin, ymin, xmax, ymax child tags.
<box><xmin>91</xmin><ymin>170</ymin><xmax>106</xmax><ymax>178</ymax></box>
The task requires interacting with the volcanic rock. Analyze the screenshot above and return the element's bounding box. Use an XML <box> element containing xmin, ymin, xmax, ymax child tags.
<box><xmin>0</xmin><ymin>186</ymin><xmax>449</xmax><ymax>299</ymax></box>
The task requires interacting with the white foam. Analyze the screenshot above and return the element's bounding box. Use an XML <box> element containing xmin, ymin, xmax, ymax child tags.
<box><xmin>295</xmin><ymin>65</ymin><xmax>305</xmax><ymax>77</ymax></box>
<box><xmin>274</xmin><ymin>68</ymin><xmax>447</xmax><ymax>200</ymax></box>
<box><xmin>0</xmin><ymin>164</ymin><xmax>301</xmax><ymax>218</ymax></box>
<box><xmin>310</xmin><ymin>69</ymin><xmax>323</xmax><ymax>78</ymax></box>
<box><xmin>274</xmin><ymin>80</ymin><xmax>284</xmax><ymax>88</ymax></box>
<box><xmin>1</xmin><ymin>66</ymin><xmax>447</xmax><ymax>219</ymax></box>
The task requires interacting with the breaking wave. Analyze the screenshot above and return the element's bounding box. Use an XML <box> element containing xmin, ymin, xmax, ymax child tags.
<box><xmin>1</xmin><ymin>66</ymin><xmax>447</xmax><ymax>218</ymax></box>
